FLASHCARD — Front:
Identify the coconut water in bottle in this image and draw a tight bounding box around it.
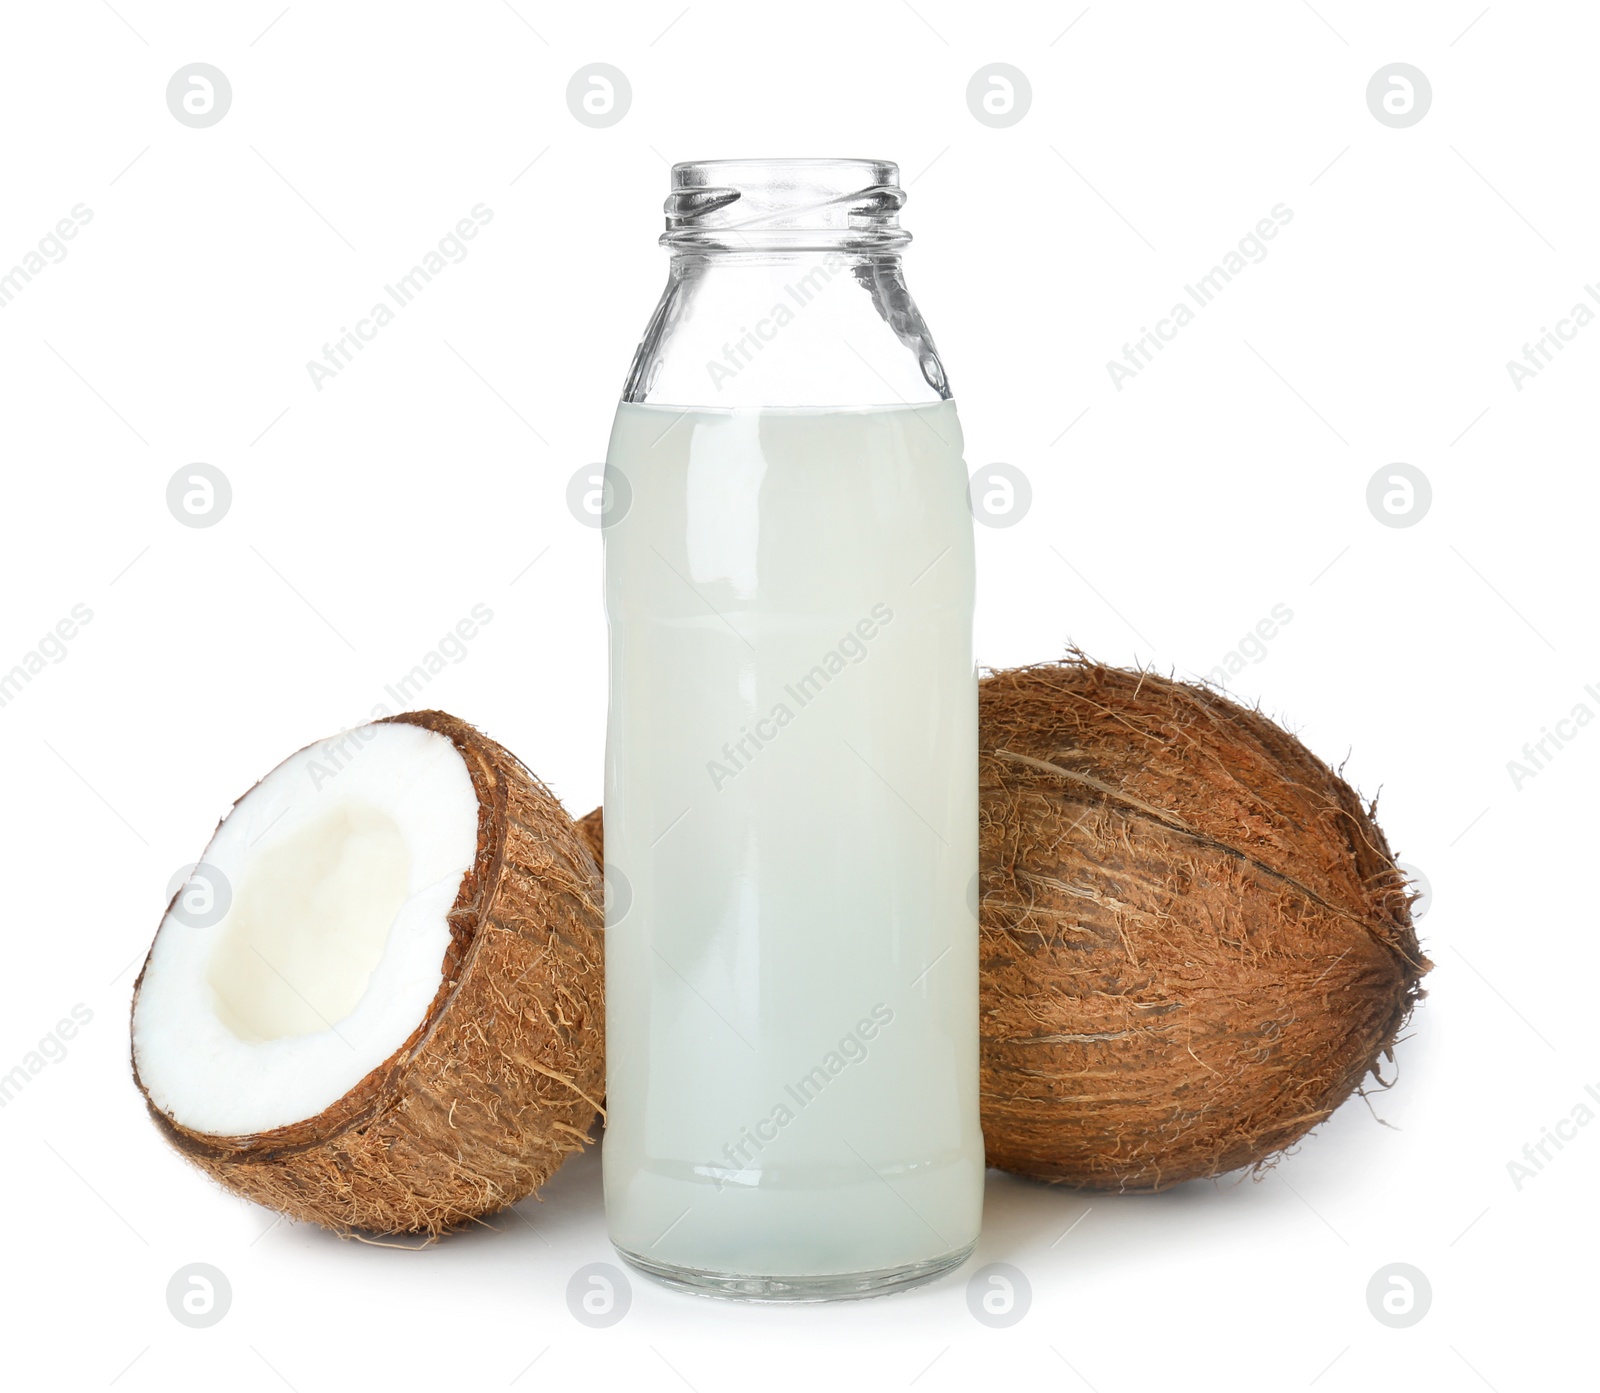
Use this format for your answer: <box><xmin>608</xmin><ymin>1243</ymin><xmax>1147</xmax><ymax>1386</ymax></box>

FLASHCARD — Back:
<box><xmin>601</xmin><ymin>159</ymin><xmax>981</xmax><ymax>1299</ymax></box>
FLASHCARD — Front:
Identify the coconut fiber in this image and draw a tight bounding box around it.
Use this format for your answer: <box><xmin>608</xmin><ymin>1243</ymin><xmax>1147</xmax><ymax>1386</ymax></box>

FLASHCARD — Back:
<box><xmin>133</xmin><ymin>710</ymin><xmax>605</xmax><ymax>1236</ymax></box>
<box><xmin>979</xmin><ymin>657</ymin><xmax>1429</xmax><ymax>1191</ymax></box>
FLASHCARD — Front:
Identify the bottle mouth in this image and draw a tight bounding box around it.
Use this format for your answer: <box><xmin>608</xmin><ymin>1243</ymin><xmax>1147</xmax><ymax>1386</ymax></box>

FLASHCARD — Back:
<box><xmin>662</xmin><ymin>158</ymin><xmax>911</xmax><ymax>252</ymax></box>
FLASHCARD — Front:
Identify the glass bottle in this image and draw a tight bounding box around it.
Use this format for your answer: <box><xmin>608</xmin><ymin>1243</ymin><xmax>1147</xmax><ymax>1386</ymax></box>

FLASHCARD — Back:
<box><xmin>601</xmin><ymin>158</ymin><xmax>981</xmax><ymax>1300</ymax></box>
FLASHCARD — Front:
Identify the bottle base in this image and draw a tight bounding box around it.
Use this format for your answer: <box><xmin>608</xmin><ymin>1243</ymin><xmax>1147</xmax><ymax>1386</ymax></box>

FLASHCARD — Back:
<box><xmin>613</xmin><ymin>1239</ymin><xmax>977</xmax><ymax>1303</ymax></box>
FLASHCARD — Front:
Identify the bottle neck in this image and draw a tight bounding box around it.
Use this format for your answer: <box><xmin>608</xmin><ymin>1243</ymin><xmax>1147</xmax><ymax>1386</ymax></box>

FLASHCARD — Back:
<box><xmin>661</xmin><ymin>159</ymin><xmax>911</xmax><ymax>256</ymax></box>
<box><xmin>622</xmin><ymin>248</ymin><xmax>949</xmax><ymax>409</ymax></box>
<box><xmin>622</xmin><ymin>158</ymin><xmax>948</xmax><ymax>409</ymax></box>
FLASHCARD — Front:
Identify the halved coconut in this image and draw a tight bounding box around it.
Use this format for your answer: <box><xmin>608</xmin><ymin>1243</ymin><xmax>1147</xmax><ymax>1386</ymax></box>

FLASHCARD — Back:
<box><xmin>131</xmin><ymin>710</ymin><xmax>604</xmax><ymax>1236</ymax></box>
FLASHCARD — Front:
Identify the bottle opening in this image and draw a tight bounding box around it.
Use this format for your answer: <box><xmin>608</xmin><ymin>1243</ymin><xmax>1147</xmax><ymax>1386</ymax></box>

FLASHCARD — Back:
<box><xmin>663</xmin><ymin>158</ymin><xmax>910</xmax><ymax>252</ymax></box>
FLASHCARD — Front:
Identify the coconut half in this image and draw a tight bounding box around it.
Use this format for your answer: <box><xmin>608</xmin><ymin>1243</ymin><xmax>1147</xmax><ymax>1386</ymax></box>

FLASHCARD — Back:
<box><xmin>131</xmin><ymin>710</ymin><xmax>605</xmax><ymax>1236</ymax></box>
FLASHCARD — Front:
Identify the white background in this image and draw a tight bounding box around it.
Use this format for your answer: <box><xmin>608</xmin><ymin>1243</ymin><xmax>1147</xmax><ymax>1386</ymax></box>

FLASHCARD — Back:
<box><xmin>1</xmin><ymin>1</ymin><xmax>1594</xmax><ymax>1388</ymax></box>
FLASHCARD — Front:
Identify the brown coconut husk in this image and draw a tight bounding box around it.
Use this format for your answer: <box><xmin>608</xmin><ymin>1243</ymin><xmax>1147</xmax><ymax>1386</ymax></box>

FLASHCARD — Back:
<box><xmin>574</xmin><ymin>805</ymin><xmax>604</xmax><ymax>867</ymax></box>
<box><xmin>131</xmin><ymin>710</ymin><xmax>605</xmax><ymax>1236</ymax></box>
<box><xmin>979</xmin><ymin>656</ymin><xmax>1429</xmax><ymax>1191</ymax></box>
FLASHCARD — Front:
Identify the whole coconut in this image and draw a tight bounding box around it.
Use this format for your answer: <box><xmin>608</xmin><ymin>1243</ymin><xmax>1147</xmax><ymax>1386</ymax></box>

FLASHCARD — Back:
<box><xmin>575</xmin><ymin>804</ymin><xmax>604</xmax><ymax>866</ymax></box>
<box><xmin>979</xmin><ymin>657</ymin><xmax>1428</xmax><ymax>1191</ymax></box>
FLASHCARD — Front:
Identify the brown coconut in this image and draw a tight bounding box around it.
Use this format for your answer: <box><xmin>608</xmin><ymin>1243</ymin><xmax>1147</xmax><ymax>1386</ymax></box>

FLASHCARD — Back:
<box><xmin>979</xmin><ymin>657</ymin><xmax>1429</xmax><ymax>1190</ymax></box>
<box><xmin>575</xmin><ymin>804</ymin><xmax>604</xmax><ymax>866</ymax></box>
<box><xmin>131</xmin><ymin>709</ymin><xmax>605</xmax><ymax>1236</ymax></box>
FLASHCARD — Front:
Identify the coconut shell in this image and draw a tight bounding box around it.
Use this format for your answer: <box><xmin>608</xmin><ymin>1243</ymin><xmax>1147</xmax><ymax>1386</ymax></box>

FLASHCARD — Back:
<box><xmin>131</xmin><ymin>710</ymin><xmax>606</xmax><ymax>1236</ymax></box>
<box><xmin>979</xmin><ymin>657</ymin><xmax>1429</xmax><ymax>1191</ymax></box>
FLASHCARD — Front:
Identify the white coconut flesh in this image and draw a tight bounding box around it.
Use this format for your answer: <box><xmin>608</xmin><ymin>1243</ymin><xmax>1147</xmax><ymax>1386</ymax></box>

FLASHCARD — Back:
<box><xmin>132</xmin><ymin>721</ymin><xmax>480</xmax><ymax>1138</ymax></box>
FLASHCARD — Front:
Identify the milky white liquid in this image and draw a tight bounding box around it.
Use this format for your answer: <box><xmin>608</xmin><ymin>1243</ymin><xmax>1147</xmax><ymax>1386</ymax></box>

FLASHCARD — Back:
<box><xmin>602</xmin><ymin>401</ymin><xmax>982</xmax><ymax>1289</ymax></box>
